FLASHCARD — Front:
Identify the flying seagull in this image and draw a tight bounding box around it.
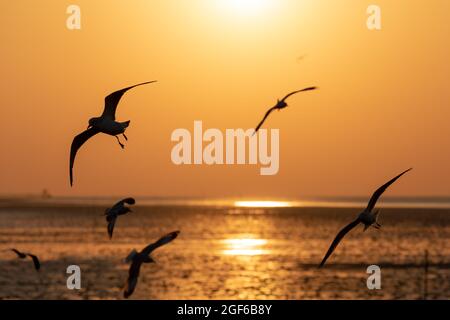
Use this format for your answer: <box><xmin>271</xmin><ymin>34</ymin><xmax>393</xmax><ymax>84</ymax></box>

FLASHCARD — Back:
<box><xmin>296</xmin><ymin>54</ymin><xmax>308</xmax><ymax>62</ymax></box>
<box><xmin>69</xmin><ymin>81</ymin><xmax>157</xmax><ymax>186</ymax></box>
<box><xmin>253</xmin><ymin>86</ymin><xmax>317</xmax><ymax>135</ymax></box>
<box><xmin>123</xmin><ymin>230</ymin><xmax>180</xmax><ymax>298</ymax></box>
<box><xmin>318</xmin><ymin>168</ymin><xmax>412</xmax><ymax>268</ymax></box>
<box><xmin>105</xmin><ymin>197</ymin><xmax>135</xmax><ymax>239</ymax></box>
<box><xmin>10</xmin><ymin>248</ymin><xmax>41</xmax><ymax>271</ymax></box>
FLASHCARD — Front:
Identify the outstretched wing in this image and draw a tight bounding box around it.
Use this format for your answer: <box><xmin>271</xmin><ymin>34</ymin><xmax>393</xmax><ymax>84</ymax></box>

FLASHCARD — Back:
<box><xmin>254</xmin><ymin>106</ymin><xmax>277</xmax><ymax>134</ymax></box>
<box><xmin>27</xmin><ymin>254</ymin><xmax>41</xmax><ymax>271</ymax></box>
<box><xmin>69</xmin><ymin>128</ymin><xmax>100</xmax><ymax>186</ymax></box>
<box><xmin>319</xmin><ymin>219</ymin><xmax>360</xmax><ymax>268</ymax></box>
<box><xmin>107</xmin><ymin>215</ymin><xmax>117</xmax><ymax>240</ymax></box>
<box><xmin>102</xmin><ymin>81</ymin><xmax>157</xmax><ymax>120</ymax></box>
<box><xmin>141</xmin><ymin>230</ymin><xmax>180</xmax><ymax>256</ymax></box>
<box><xmin>124</xmin><ymin>259</ymin><xmax>143</xmax><ymax>298</ymax></box>
<box><xmin>10</xmin><ymin>248</ymin><xmax>26</xmax><ymax>259</ymax></box>
<box><xmin>366</xmin><ymin>168</ymin><xmax>412</xmax><ymax>212</ymax></box>
<box><xmin>280</xmin><ymin>86</ymin><xmax>317</xmax><ymax>102</ymax></box>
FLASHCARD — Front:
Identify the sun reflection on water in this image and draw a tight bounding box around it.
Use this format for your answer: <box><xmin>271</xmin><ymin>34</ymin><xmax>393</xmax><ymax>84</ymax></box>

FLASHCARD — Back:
<box><xmin>222</xmin><ymin>238</ymin><xmax>269</xmax><ymax>256</ymax></box>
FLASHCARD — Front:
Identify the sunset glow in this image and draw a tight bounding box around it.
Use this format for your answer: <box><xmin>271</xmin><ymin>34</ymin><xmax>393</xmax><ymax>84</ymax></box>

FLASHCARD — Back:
<box><xmin>222</xmin><ymin>238</ymin><xmax>269</xmax><ymax>256</ymax></box>
<box><xmin>234</xmin><ymin>201</ymin><xmax>292</xmax><ymax>208</ymax></box>
<box><xmin>1</xmin><ymin>0</ymin><xmax>449</xmax><ymax>303</ymax></box>
<box><xmin>1</xmin><ymin>1</ymin><xmax>449</xmax><ymax>199</ymax></box>
<box><xmin>214</xmin><ymin>0</ymin><xmax>275</xmax><ymax>17</ymax></box>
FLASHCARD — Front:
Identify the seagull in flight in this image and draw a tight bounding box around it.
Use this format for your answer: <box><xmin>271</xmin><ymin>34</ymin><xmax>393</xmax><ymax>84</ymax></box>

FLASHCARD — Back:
<box><xmin>296</xmin><ymin>54</ymin><xmax>308</xmax><ymax>62</ymax></box>
<box><xmin>69</xmin><ymin>81</ymin><xmax>157</xmax><ymax>186</ymax></box>
<box><xmin>253</xmin><ymin>86</ymin><xmax>317</xmax><ymax>135</ymax></box>
<box><xmin>9</xmin><ymin>248</ymin><xmax>41</xmax><ymax>271</ymax></box>
<box><xmin>318</xmin><ymin>168</ymin><xmax>413</xmax><ymax>268</ymax></box>
<box><xmin>123</xmin><ymin>230</ymin><xmax>180</xmax><ymax>298</ymax></box>
<box><xmin>105</xmin><ymin>197</ymin><xmax>135</xmax><ymax>239</ymax></box>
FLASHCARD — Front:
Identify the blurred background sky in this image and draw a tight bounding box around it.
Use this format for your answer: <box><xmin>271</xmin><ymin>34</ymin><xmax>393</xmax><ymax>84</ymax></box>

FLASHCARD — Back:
<box><xmin>1</xmin><ymin>0</ymin><xmax>449</xmax><ymax>198</ymax></box>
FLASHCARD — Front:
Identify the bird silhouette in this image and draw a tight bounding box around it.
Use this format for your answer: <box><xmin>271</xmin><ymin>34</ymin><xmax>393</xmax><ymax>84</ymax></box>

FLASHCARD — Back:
<box><xmin>10</xmin><ymin>248</ymin><xmax>41</xmax><ymax>271</ymax></box>
<box><xmin>124</xmin><ymin>231</ymin><xmax>180</xmax><ymax>298</ymax></box>
<box><xmin>253</xmin><ymin>86</ymin><xmax>317</xmax><ymax>134</ymax></box>
<box><xmin>105</xmin><ymin>197</ymin><xmax>135</xmax><ymax>239</ymax></box>
<box><xmin>69</xmin><ymin>81</ymin><xmax>157</xmax><ymax>186</ymax></box>
<box><xmin>319</xmin><ymin>168</ymin><xmax>413</xmax><ymax>268</ymax></box>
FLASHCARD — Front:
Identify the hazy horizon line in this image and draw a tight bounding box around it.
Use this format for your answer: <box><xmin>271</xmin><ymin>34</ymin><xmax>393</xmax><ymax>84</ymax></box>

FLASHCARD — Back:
<box><xmin>2</xmin><ymin>193</ymin><xmax>450</xmax><ymax>201</ymax></box>
<box><xmin>2</xmin><ymin>194</ymin><xmax>450</xmax><ymax>209</ymax></box>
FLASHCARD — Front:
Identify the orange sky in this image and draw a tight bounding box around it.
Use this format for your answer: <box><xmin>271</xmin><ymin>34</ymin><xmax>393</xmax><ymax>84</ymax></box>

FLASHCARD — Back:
<box><xmin>1</xmin><ymin>0</ymin><xmax>449</xmax><ymax>198</ymax></box>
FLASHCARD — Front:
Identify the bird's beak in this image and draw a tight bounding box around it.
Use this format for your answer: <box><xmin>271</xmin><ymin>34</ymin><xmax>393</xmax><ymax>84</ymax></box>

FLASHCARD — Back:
<box><xmin>87</xmin><ymin>125</ymin><xmax>92</xmax><ymax>130</ymax></box>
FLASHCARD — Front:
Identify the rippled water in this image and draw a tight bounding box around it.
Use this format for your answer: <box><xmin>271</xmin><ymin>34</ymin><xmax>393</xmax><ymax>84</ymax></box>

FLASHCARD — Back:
<box><xmin>0</xmin><ymin>202</ymin><xmax>449</xmax><ymax>299</ymax></box>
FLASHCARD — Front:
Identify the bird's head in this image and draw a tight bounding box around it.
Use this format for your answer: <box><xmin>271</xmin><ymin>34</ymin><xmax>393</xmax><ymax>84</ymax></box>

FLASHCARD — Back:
<box><xmin>87</xmin><ymin>117</ymin><xmax>100</xmax><ymax>129</ymax></box>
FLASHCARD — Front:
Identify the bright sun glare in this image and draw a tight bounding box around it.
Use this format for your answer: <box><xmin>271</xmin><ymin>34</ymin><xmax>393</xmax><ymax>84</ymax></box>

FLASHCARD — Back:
<box><xmin>222</xmin><ymin>238</ymin><xmax>268</xmax><ymax>256</ymax></box>
<box><xmin>216</xmin><ymin>0</ymin><xmax>275</xmax><ymax>17</ymax></box>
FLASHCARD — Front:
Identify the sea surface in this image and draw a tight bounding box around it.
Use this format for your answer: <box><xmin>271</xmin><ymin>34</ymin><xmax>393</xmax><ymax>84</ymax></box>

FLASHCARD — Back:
<box><xmin>0</xmin><ymin>198</ymin><xmax>449</xmax><ymax>300</ymax></box>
